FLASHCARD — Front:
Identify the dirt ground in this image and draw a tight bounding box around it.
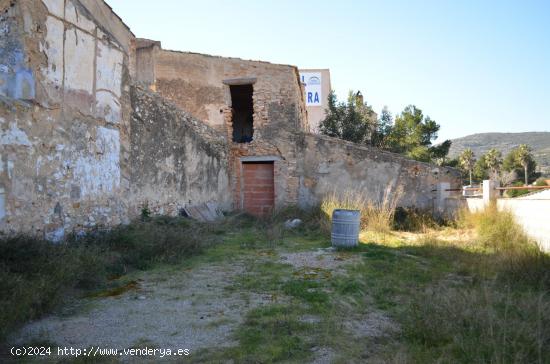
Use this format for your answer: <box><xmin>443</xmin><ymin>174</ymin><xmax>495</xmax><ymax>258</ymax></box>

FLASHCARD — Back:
<box><xmin>9</xmin><ymin>244</ymin><xmax>396</xmax><ymax>363</ymax></box>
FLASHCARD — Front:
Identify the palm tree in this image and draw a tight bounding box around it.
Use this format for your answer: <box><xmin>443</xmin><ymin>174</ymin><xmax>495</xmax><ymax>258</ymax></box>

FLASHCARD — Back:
<box><xmin>459</xmin><ymin>148</ymin><xmax>476</xmax><ymax>186</ymax></box>
<box><xmin>515</xmin><ymin>144</ymin><xmax>532</xmax><ymax>186</ymax></box>
<box><xmin>484</xmin><ymin>148</ymin><xmax>502</xmax><ymax>179</ymax></box>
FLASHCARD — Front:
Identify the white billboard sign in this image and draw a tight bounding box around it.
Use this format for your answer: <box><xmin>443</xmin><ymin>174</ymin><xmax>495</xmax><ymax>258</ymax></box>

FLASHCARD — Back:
<box><xmin>300</xmin><ymin>72</ymin><xmax>322</xmax><ymax>106</ymax></box>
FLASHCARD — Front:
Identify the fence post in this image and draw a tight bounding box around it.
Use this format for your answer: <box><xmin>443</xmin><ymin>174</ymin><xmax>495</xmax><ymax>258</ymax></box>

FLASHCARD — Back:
<box><xmin>482</xmin><ymin>179</ymin><xmax>499</xmax><ymax>207</ymax></box>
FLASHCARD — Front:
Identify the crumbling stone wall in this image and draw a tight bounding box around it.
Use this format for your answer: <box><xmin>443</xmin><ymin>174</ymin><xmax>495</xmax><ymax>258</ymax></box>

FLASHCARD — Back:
<box><xmin>0</xmin><ymin>0</ymin><xmax>234</xmax><ymax>238</ymax></box>
<box><xmin>297</xmin><ymin>134</ymin><xmax>462</xmax><ymax>211</ymax></box>
<box><xmin>137</xmin><ymin>47</ymin><xmax>309</xmax><ymax>134</ymax></box>
<box><xmin>135</xmin><ymin>45</ymin><xmax>462</xmax><ymax>213</ymax></box>
<box><xmin>135</xmin><ymin>46</ymin><xmax>309</xmax><ymax>209</ymax></box>
<box><xmin>129</xmin><ymin>86</ymin><xmax>230</xmax><ymax>215</ymax></box>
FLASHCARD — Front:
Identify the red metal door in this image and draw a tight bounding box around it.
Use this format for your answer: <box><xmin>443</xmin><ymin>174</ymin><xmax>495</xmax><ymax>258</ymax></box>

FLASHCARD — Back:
<box><xmin>242</xmin><ymin>162</ymin><xmax>274</xmax><ymax>216</ymax></box>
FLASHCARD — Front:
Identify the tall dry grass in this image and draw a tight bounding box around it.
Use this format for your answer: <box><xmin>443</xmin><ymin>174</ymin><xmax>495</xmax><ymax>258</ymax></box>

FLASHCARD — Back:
<box><xmin>320</xmin><ymin>186</ymin><xmax>403</xmax><ymax>233</ymax></box>
<box><xmin>401</xmin><ymin>205</ymin><xmax>550</xmax><ymax>362</ymax></box>
<box><xmin>405</xmin><ymin>282</ymin><xmax>550</xmax><ymax>363</ymax></box>
<box><xmin>458</xmin><ymin>203</ymin><xmax>550</xmax><ymax>288</ymax></box>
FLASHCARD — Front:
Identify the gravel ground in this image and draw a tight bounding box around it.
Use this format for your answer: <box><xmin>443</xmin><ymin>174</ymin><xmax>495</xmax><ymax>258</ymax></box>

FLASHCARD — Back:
<box><xmin>10</xmin><ymin>261</ymin><xmax>279</xmax><ymax>354</ymax></box>
<box><xmin>9</xmin><ymin>246</ymin><xmax>395</xmax><ymax>363</ymax></box>
<box><xmin>279</xmin><ymin>248</ymin><xmax>361</xmax><ymax>272</ymax></box>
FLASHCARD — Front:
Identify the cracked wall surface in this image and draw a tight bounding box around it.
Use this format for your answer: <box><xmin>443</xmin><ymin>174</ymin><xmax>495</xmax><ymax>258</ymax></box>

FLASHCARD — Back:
<box><xmin>135</xmin><ymin>45</ymin><xmax>462</xmax><ymax>213</ymax></box>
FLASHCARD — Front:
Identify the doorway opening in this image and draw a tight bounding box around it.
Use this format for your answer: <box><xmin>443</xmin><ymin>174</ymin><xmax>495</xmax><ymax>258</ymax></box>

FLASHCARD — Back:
<box><xmin>230</xmin><ymin>84</ymin><xmax>254</xmax><ymax>143</ymax></box>
<box><xmin>242</xmin><ymin>161</ymin><xmax>274</xmax><ymax>216</ymax></box>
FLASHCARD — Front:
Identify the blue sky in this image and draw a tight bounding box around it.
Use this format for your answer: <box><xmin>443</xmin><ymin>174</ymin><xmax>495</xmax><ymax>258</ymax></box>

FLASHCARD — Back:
<box><xmin>109</xmin><ymin>0</ymin><xmax>550</xmax><ymax>141</ymax></box>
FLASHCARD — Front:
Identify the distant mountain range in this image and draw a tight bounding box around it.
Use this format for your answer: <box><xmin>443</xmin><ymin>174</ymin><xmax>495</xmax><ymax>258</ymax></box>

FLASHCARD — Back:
<box><xmin>448</xmin><ymin>132</ymin><xmax>550</xmax><ymax>175</ymax></box>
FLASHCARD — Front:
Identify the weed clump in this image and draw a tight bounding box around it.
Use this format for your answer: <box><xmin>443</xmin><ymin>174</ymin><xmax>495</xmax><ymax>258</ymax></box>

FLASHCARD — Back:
<box><xmin>404</xmin><ymin>282</ymin><xmax>550</xmax><ymax>363</ymax></box>
<box><xmin>459</xmin><ymin>204</ymin><xmax>550</xmax><ymax>289</ymax></box>
<box><xmin>320</xmin><ymin>186</ymin><xmax>402</xmax><ymax>234</ymax></box>
<box><xmin>233</xmin><ymin>305</ymin><xmax>312</xmax><ymax>363</ymax></box>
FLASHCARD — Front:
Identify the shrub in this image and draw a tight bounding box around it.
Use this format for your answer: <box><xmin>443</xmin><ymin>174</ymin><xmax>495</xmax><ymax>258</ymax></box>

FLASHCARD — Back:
<box><xmin>505</xmin><ymin>181</ymin><xmax>531</xmax><ymax>198</ymax></box>
<box><xmin>0</xmin><ymin>236</ymin><xmax>84</xmax><ymax>340</ymax></box>
<box><xmin>534</xmin><ymin>177</ymin><xmax>549</xmax><ymax>186</ymax></box>
<box><xmin>233</xmin><ymin>206</ymin><xmax>325</xmax><ymax>249</ymax></box>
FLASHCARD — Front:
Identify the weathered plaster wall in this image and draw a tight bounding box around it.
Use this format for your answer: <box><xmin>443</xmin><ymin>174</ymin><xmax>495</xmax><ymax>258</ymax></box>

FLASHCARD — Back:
<box><xmin>0</xmin><ymin>0</ymin><xmax>132</xmax><ymax>239</ymax></box>
<box><xmin>0</xmin><ymin>1</ymin><xmax>35</xmax><ymax>101</ymax></box>
<box><xmin>135</xmin><ymin>39</ymin><xmax>159</xmax><ymax>89</ymax></box>
<box><xmin>1</xmin><ymin>1</ymin><xmax>234</xmax><ymax>238</ymax></box>
<box><xmin>297</xmin><ymin>134</ymin><xmax>463</xmax><ymax>211</ymax></box>
<box><xmin>129</xmin><ymin>86</ymin><xmax>231</xmax><ymax>215</ymax></box>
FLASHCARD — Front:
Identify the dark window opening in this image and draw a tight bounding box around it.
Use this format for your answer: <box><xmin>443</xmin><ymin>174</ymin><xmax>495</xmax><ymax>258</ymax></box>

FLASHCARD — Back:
<box><xmin>230</xmin><ymin>84</ymin><xmax>254</xmax><ymax>143</ymax></box>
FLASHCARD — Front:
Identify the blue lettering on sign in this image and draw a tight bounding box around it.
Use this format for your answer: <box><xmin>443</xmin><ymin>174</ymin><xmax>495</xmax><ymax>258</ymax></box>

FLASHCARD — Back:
<box><xmin>308</xmin><ymin>92</ymin><xmax>313</xmax><ymax>103</ymax></box>
<box><xmin>314</xmin><ymin>92</ymin><xmax>320</xmax><ymax>103</ymax></box>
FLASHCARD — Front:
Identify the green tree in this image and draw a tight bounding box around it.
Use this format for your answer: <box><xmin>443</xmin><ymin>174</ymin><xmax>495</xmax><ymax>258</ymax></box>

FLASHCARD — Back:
<box><xmin>321</xmin><ymin>99</ymin><xmax>451</xmax><ymax>164</ymax></box>
<box><xmin>319</xmin><ymin>90</ymin><xmax>376</xmax><ymax>144</ymax></box>
<box><xmin>503</xmin><ymin>144</ymin><xmax>535</xmax><ymax>185</ymax></box>
<box><xmin>459</xmin><ymin>148</ymin><xmax>476</xmax><ymax>186</ymax></box>
<box><xmin>371</xmin><ymin>106</ymin><xmax>393</xmax><ymax>148</ymax></box>
<box><xmin>430</xmin><ymin>140</ymin><xmax>452</xmax><ymax>165</ymax></box>
<box><xmin>484</xmin><ymin>148</ymin><xmax>503</xmax><ymax>178</ymax></box>
<box><xmin>473</xmin><ymin>154</ymin><xmax>489</xmax><ymax>180</ymax></box>
<box><xmin>319</xmin><ymin>91</ymin><xmax>343</xmax><ymax>138</ymax></box>
<box><xmin>442</xmin><ymin>158</ymin><xmax>459</xmax><ymax>168</ymax></box>
<box><xmin>385</xmin><ymin>105</ymin><xmax>451</xmax><ymax>163</ymax></box>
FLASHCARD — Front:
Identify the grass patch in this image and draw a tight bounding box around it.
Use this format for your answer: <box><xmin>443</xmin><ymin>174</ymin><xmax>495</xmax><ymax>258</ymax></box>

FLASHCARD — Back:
<box><xmin>0</xmin><ymin>216</ymin><xmax>217</xmax><ymax>342</ymax></box>
<box><xmin>459</xmin><ymin>204</ymin><xmax>550</xmax><ymax>289</ymax></box>
<box><xmin>393</xmin><ymin>206</ymin><xmax>444</xmax><ymax>232</ymax></box>
<box><xmin>282</xmin><ymin>279</ymin><xmax>330</xmax><ymax>307</ymax></box>
<box><xmin>234</xmin><ymin>305</ymin><xmax>313</xmax><ymax>362</ymax></box>
<box><xmin>363</xmin><ymin>207</ymin><xmax>550</xmax><ymax>363</ymax></box>
<box><xmin>195</xmin><ymin>304</ymin><xmax>314</xmax><ymax>364</ymax></box>
<box><xmin>234</xmin><ymin>261</ymin><xmax>292</xmax><ymax>292</ymax></box>
<box><xmin>404</xmin><ymin>283</ymin><xmax>550</xmax><ymax>363</ymax></box>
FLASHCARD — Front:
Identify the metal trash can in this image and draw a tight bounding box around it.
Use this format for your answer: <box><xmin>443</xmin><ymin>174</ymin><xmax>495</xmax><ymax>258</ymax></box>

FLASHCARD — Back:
<box><xmin>331</xmin><ymin>209</ymin><xmax>360</xmax><ymax>248</ymax></box>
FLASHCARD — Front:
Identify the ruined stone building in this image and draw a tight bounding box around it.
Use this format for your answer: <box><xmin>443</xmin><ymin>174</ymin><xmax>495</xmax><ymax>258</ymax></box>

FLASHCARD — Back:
<box><xmin>0</xmin><ymin>0</ymin><xmax>461</xmax><ymax>239</ymax></box>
